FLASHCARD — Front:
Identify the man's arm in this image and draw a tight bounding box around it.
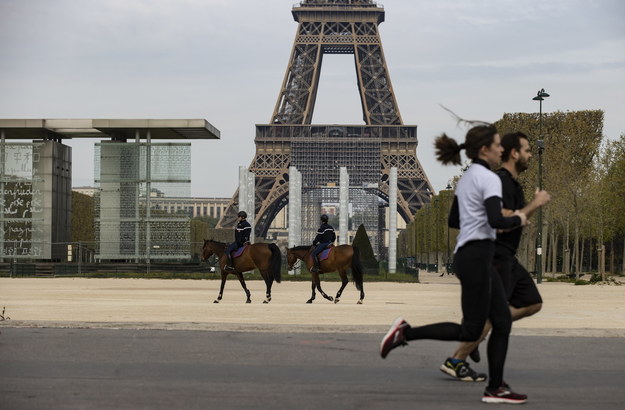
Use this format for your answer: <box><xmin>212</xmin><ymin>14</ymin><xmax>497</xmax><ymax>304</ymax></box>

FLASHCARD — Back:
<box><xmin>500</xmin><ymin>189</ymin><xmax>551</xmax><ymax>231</ymax></box>
<box><xmin>501</xmin><ymin>189</ymin><xmax>551</xmax><ymax>219</ymax></box>
<box><xmin>520</xmin><ymin>188</ymin><xmax>551</xmax><ymax>218</ymax></box>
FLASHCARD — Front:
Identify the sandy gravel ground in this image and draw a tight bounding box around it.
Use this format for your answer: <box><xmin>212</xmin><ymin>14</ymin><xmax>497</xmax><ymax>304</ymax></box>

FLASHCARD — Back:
<box><xmin>1</xmin><ymin>272</ymin><xmax>623</xmax><ymax>337</ymax></box>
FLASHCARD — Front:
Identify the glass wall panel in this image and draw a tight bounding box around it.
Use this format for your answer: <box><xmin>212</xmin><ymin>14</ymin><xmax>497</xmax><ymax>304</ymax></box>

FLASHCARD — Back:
<box><xmin>94</xmin><ymin>142</ymin><xmax>191</xmax><ymax>260</ymax></box>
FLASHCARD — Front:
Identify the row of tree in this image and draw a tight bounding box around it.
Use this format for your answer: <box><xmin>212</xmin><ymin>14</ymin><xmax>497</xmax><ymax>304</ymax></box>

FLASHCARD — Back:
<box><xmin>398</xmin><ymin>110</ymin><xmax>625</xmax><ymax>278</ymax></box>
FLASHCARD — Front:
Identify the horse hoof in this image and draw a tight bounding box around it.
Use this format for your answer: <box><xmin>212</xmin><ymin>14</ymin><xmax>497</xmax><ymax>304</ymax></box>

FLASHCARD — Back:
<box><xmin>306</xmin><ymin>300</ymin><xmax>313</xmax><ymax>304</ymax></box>
<box><xmin>246</xmin><ymin>300</ymin><xmax>251</xmax><ymax>304</ymax></box>
<box><xmin>334</xmin><ymin>299</ymin><xmax>340</xmax><ymax>304</ymax></box>
<box><xmin>327</xmin><ymin>297</ymin><xmax>334</xmax><ymax>302</ymax></box>
<box><xmin>213</xmin><ymin>300</ymin><xmax>219</xmax><ymax>304</ymax></box>
<box><xmin>357</xmin><ymin>299</ymin><xmax>363</xmax><ymax>304</ymax></box>
<box><xmin>263</xmin><ymin>300</ymin><xmax>269</xmax><ymax>304</ymax></box>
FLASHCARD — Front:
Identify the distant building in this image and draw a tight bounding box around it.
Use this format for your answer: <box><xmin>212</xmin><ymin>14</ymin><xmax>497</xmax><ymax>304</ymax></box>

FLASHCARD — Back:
<box><xmin>2</xmin><ymin>118</ymin><xmax>219</xmax><ymax>261</ymax></box>
<box><xmin>73</xmin><ymin>186</ymin><xmax>97</xmax><ymax>197</ymax></box>
<box><xmin>71</xmin><ymin>188</ymin><xmax>289</xmax><ymax>239</ymax></box>
<box><xmin>149</xmin><ymin>196</ymin><xmax>231</xmax><ymax>219</ymax></box>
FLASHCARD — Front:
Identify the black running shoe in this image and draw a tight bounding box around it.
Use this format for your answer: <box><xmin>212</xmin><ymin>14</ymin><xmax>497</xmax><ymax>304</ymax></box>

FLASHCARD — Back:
<box><xmin>440</xmin><ymin>358</ymin><xmax>487</xmax><ymax>382</ymax></box>
<box><xmin>482</xmin><ymin>384</ymin><xmax>528</xmax><ymax>404</ymax></box>
<box><xmin>469</xmin><ymin>347</ymin><xmax>481</xmax><ymax>363</ymax></box>
<box><xmin>380</xmin><ymin>318</ymin><xmax>408</xmax><ymax>358</ymax></box>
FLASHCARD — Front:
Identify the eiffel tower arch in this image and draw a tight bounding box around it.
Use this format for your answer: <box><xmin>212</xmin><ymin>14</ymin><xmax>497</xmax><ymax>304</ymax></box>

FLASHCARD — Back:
<box><xmin>217</xmin><ymin>0</ymin><xmax>433</xmax><ymax>240</ymax></box>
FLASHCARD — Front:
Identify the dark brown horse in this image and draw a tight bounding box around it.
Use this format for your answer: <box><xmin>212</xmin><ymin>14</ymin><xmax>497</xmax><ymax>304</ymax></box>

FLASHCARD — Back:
<box><xmin>202</xmin><ymin>239</ymin><xmax>282</xmax><ymax>304</ymax></box>
<box><xmin>286</xmin><ymin>245</ymin><xmax>364</xmax><ymax>304</ymax></box>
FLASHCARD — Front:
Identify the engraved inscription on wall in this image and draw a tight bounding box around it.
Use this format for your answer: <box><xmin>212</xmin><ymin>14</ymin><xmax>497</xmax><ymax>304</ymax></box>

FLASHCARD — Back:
<box><xmin>1</xmin><ymin>144</ymin><xmax>45</xmax><ymax>257</ymax></box>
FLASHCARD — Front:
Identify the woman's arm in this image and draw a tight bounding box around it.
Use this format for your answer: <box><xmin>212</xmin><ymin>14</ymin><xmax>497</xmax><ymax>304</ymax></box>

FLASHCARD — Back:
<box><xmin>485</xmin><ymin>196</ymin><xmax>526</xmax><ymax>229</ymax></box>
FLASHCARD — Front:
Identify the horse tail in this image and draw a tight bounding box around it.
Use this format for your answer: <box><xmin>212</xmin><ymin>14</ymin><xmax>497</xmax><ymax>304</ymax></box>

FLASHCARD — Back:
<box><xmin>351</xmin><ymin>246</ymin><xmax>364</xmax><ymax>291</ymax></box>
<box><xmin>269</xmin><ymin>243</ymin><xmax>282</xmax><ymax>283</ymax></box>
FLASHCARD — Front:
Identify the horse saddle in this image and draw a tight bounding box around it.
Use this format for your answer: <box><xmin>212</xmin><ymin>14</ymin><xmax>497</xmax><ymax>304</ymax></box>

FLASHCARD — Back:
<box><xmin>232</xmin><ymin>244</ymin><xmax>249</xmax><ymax>259</ymax></box>
<box><xmin>318</xmin><ymin>245</ymin><xmax>334</xmax><ymax>261</ymax></box>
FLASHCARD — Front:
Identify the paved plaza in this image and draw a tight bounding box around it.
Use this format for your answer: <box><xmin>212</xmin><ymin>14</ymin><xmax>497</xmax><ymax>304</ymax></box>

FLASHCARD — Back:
<box><xmin>1</xmin><ymin>273</ymin><xmax>624</xmax><ymax>409</ymax></box>
<box><xmin>1</xmin><ymin>272</ymin><xmax>623</xmax><ymax>336</ymax></box>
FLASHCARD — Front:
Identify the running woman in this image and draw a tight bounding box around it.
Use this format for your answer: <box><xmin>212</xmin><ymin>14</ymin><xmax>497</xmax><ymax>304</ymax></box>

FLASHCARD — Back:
<box><xmin>380</xmin><ymin>124</ymin><xmax>529</xmax><ymax>404</ymax></box>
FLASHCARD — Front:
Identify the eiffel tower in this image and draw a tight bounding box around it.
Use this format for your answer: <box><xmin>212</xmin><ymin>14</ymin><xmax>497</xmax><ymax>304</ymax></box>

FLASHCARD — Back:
<box><xmin>217</xmin><ymin>0</ymin><xmax>433</xmax><ymax>238</ymax></box>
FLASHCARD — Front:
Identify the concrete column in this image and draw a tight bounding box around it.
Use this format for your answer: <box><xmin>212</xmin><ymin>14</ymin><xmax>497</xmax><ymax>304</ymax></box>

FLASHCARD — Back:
<box><xmin>238</xmin><ymin>166</ymin><xmax>255</xmax><ymax>243</ymax></box>
<box><xmin>339</xmin><ymin>167</ymin><xmax>349</xmax><ymax>245</ymax></box>
<box><xmin>247</xmin><ymin>171</ymin><xmax>255</xmax><ymax>243</ymax></box>
<box><xmin>288</xmin><ymin>166</ymin><xmax>302</xmax><ymax>275</ymax></box>
<box><xmin>134</xmin><ymin>131</ymin><xmax>140</xmax><ymax>261</ymax></box>
<box><xmin>146</xmin><ymin>130</ymin><xmax>151</xmax><ymax>264</ymax></box>
<box><xmin>389</xmin><ymin>167</ymin><xmax>397</xmax><ymax>273</ymax></box>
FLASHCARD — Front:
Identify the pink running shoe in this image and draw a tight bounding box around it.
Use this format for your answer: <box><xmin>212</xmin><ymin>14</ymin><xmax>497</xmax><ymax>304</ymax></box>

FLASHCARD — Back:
<box><xmin>380</xmin><ymin>317</ymin><xmax>408</xmax><ymax>358</ymax></box>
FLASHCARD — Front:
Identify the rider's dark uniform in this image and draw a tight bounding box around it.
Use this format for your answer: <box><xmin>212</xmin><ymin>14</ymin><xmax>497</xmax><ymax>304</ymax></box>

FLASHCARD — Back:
<box><xmin>311</xmin><ymin>222</ymin><xmax>336</xmax><ymax>272</ymax></box>
<box><xmin>225</xmin><ymin>219</ymin><xmax>252</xmax><ymax>270</ymax></box>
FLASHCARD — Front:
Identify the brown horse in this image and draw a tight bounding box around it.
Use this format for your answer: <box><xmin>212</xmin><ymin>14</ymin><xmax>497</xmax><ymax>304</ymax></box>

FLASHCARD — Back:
<box><xmin>286</xmin><ymin>245</ymin><xmax>364</xmax><ymax>304</ymax></box>
<box><xmin>202</xmin><ymin>239</ymin><xmax>282</xmax><ymax>304</ymax></box>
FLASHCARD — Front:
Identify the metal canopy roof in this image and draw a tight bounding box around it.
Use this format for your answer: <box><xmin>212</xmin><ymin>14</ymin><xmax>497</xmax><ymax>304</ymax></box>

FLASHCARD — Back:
<box><xmin>0</xmin><ymin>119</ymin><xmax>220</xmax><ymax>140</ymax></box>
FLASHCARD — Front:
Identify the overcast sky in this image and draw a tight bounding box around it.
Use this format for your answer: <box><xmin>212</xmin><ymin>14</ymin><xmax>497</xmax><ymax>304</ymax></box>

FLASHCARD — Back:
<box><xmin>1</xmin><ymin>0</ymin><xmax>624</xmax><ymax>197</ymax></box>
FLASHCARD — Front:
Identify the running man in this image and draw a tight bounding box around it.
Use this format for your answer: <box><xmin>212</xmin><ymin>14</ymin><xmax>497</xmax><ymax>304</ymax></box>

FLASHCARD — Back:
<box><xmin>440</xmin><ymin>131</ymin><xmax>551</xmax><ymax>382</ymax></box>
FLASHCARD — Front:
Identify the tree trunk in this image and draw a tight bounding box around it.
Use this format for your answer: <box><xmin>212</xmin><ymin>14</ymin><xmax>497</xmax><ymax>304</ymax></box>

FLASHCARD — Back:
<box><xmin>564</xmin><ymin>220</ymin><xmax>570</xmax><ymax>275</ymax></box>
<box><xmin>579</xmin><ymin>236</ymin><xmax>584</xmax><ymax>279</ymax></box>
<box><xmin>530</xmin><ymin>223</ymin><xmax>537</xmax><ymax>276</ymax></box>
<box><xmin>622</xmin><ymin>238</ymin><xmax>625</xmax><ymax>275</ymax></box>
<box><xmin>573</xmin><ymin>221</ymin><xmax>580</xmax><ymax>278</ymax></box>
<box><xmin>552</xmin><ymin>228</ymin><xmax>558</xmax><ymax>275</ymax></box>
<box><xmin>609</xmin><ymin>238</ymin><xmax>614</xmax><ymax>275</ymax></box>
<box><xmin>525</xmin><ymin>229</ymin><xmax>532</xmax><ymax>272</ymax></box>
<box><xmin>589</xmin><ymin>237</ymin><xmax>594</xmax><ymax>273</ymax></box>
<box><xmin>541</xmin><ymin>221</ymin><xmax>547</xmax><ymax>277</ymax></box>
<box><xmin>600</xmin><ymin>244</ymin><xmax>606</xmax><ymax>281</ymax></box>
<box><xmin>549</xmin><ymin>224</ymin><xmax>558</xmax><ymax>277</ymax></box>
<box><xmin>545</xmin><ymin>223</ymin><xmax>551</xmax><ymax>275</ymax></box>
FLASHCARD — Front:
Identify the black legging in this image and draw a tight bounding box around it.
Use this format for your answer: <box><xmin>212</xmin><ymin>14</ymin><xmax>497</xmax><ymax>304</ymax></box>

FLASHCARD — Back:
<box><xmin>404</xmin><ymin>240</ymin><xmax>511</xmax><ymax>389</ymax></box>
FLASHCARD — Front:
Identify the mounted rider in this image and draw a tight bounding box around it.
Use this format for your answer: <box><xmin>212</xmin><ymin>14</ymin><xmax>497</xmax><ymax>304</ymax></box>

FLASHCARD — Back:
<box><xmin>224</xmin><ymin>211</ymin><xmax>252</xmax><ymax>272</ymax></box>
<box><xmin>311</xmin><ymin>214</ymin><xmax>336</xmax><ymax>273</ymax></box>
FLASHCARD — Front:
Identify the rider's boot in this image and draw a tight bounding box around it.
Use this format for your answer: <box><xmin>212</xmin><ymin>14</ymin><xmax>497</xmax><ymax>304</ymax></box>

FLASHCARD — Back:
<box><xmin>224</xmin><ymin>254</ymin><xmax>235</xmax><ymax>272</ymax></box>
<box><xmin>311</xmin><ymin>257</ymin><xmax>320</xmax><ymax>273</ymax></box>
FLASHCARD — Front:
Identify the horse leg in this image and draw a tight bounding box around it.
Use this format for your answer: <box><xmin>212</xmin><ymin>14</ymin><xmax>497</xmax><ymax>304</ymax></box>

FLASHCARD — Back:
<box><xmin>214</xmin><ymin>273</ymin><xmax>227</xmax><ymax>303</ymax></box>
<box><xmin>358</xmin><ymin>287</ymin><xmax>365</xmax><ymax>304</ymax></box>
<box><xmin>236</xmin><ymin>272</ymin><xmax>252</xmax><ymax>303</ymax></box>
<box><xmin>313</xmin><ymin>272</ymin><xmax>334</xmax><ymax>302</ymax></box>
<box><xmin>262</xmin><ymin>271</ymin><xmax>272</xmax><ymax>304</ymax></box>
<box><xmin>334</xmin><ymin>270</ymin><xmax>349</xmax><ymax>304</ymax></box>
<box><xmin>306</xmin><ymin>279</ymin><xmax>316</xmax><ymax>304</ymax></box>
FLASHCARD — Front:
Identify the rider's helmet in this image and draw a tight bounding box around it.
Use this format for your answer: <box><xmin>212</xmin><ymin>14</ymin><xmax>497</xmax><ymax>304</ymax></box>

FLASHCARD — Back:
<box><xmin>237</xmin><ymin>211</ymin><xmax>247</xmax><ymax>219</ymax></box>
<box><xmin>320</xmin><ymin>214</ymin><xmax>328</xmax><ymax>223</ymax></box>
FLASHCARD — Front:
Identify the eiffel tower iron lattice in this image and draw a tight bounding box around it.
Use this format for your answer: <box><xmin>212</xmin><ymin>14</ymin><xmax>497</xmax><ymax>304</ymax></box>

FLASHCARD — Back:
<box><xmin>217</xmin><ymin>0</ymin><xmax>433</xmax><ymax>239</ymax></box>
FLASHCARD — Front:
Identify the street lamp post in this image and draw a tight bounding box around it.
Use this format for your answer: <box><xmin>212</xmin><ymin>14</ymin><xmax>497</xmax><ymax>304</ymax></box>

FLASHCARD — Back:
<box><xmin>427</xmin><ymin>193</ymin><xmax>433</xmax><ymax>270</ymax></box>
<box><xmin>532</xmin><ymin>88</ymin><xmax>549</xmax><ymax>283</ymax></box>
<box><xmin>434</xmin><ymin>196</ymin><xmax>439</xmax><ymax>272</ymax></box>
<box><xmin>445</xmin><ymin>184</ymin><xmax>452</xmax><ymax>272</ymax></box>
<box><xmin>422</xmin><ymin>206</ymin><xmax>427</xmax><ymax>268</ymax></box>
